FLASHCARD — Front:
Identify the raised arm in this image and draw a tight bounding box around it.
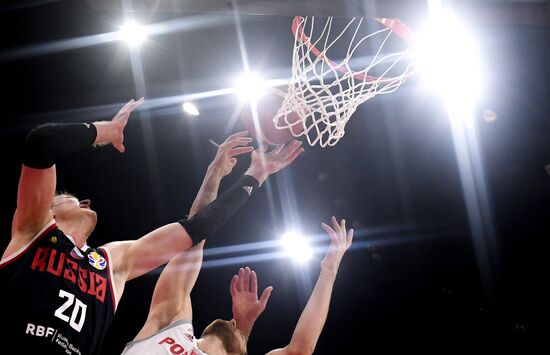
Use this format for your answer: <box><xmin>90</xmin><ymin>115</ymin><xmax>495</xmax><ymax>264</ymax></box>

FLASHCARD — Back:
<box><xmin>103</xmin><ymin>132</ymin><xmax>253</xmax><ymax>280</ymax></box>
<box><xmin>7</xmin><ymin>98</ymin><xmax>143</xmax><ymax>255</ymax></box>
<box><xmin>133</xmin><ymin>240</ymin><xmax>205</xmax><ymax>340</ymax></box>
<box><xmin>230</xmin><ymin>267</ymin><xmax>273</xmax><ymax>339</ymax></box>
<box><xmin>104</xmin><ymin>139</ymin><xmax>304</xmax><ymax>296</ymax></box>
<box><xmin>266</xmin><ymin>217</ymin><xmax>353</xmax><ymax>355</ymax></box>
<box><xmin>131</xmin><ymin>133</ymin><xmax>254</xmax><ymax>339</ymax></box>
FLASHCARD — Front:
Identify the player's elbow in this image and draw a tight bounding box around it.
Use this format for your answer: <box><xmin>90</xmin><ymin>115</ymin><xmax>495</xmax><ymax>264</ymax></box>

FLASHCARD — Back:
<box><xmin>173</xmin><ymin>222</ymin><xmax>195</xmax><ymax>251</ymax></box>
<box><xmin>22</xmin><ymin>125</ymin><xmax>56</xmax><ymax>169</ymax></box>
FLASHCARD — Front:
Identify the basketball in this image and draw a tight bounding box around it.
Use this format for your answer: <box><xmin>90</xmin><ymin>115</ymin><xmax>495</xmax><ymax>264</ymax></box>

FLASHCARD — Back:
<box><xmin>241</xmin><ymin>88</ymin><xmax>304</xmax><ymax>145</ymax></box>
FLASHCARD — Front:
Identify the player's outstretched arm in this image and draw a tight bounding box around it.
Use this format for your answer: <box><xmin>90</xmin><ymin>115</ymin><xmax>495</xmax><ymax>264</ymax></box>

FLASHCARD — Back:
<box><xmin>133</xmin><ymin>240</ymin><xmax>205</xmax><ymax>341</ymax></box>
<box><xmin>7</xmin><ymin>98</ymin><xmax>143</xmax><ymax>256</ymax></box>
<box><xmin>129</xmin><ymin>132</ymin><xmax>254</xmax><ymax>340</ymax></box>
<box><xmin>105</xmin><ymin>138</ymin><xmax>303</xmax><ymax>292</ymax></box>
<box><xmin>103</xmin><ymin>131</ymin><xmax>253</xmax><ymax>297</ymax></box>
<box><xmin>266</xmin><ymin>217</ymin><xmax>353</xmax><ymax>355</ymax></box>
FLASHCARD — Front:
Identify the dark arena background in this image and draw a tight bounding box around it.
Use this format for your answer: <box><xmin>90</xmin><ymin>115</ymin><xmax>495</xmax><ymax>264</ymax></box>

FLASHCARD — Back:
<box><xmin>1</xmin><ymin>0</ymin><xmax>549</xmax><ymax>353</ymax></box>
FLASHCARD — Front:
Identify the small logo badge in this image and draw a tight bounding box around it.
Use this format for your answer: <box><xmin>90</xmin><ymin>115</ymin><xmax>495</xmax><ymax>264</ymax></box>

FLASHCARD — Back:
<box><xmin>242</xmin><ymin>186</ymin><xmax>253</xmax><ymax>196</ymax></box>
<box><xmin>88</xmin><ymin>251</ymin><xmax>107</xmax><ymax>270</ymax></box>
<box><xmin>49</xmin><ymin>236</ymin><xmax>57</xmax><ymax>244</ymax></box>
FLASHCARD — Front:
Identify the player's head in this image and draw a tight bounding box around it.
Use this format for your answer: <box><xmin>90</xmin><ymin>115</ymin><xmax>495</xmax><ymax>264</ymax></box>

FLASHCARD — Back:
<box><xmin>201</xmin><ymin>319</ymin><xmax>247</xmax><ymax>355</ymax></box>
<box><xmin>51</xmin><ymin>192</ymin><xmax>97</xmax><ymax>232</ymax></box>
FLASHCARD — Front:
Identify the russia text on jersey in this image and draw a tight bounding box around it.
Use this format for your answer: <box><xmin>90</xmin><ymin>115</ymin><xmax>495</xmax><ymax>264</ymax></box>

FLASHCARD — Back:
<box><xmin>31</xmin><ymin>246</ymin><xmax>108</xmax><ymax>303</ymax></box>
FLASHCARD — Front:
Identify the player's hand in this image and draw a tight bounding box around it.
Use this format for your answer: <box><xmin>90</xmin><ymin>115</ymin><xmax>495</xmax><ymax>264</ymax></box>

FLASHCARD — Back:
<box><xmin>245</xmin><ymin>140</ymin><xmax>304</xmax><ymax>184</ymax></box>
<box><xmin>209</xmin><ymin>131</ymin><xmax>254</xmax><ymax>177</ymax></box>
<box><xmin>110</xmin><ymin>98</ymin><xmax>143</xmax><ymax>153</ymax></box>
<box><xmin>230</xmin><ymin>267</ymin><xmax>273</xmax><ymax>337</ymax></box>
<box><xmin>320</xmin><ymin>216</ymin><xmax>353</xmax><ymax>277</ymax></box>
<box><xmin>95</xmin><ymin>98</ymin><xmax>144</xmax><ymax>152</ymax></box>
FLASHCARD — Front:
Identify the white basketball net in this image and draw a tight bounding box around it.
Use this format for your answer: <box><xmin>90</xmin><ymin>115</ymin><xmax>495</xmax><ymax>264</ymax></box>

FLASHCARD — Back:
<box><xmin>274</xmin><ymin>16</ymin><xmax>417</xmax><ymax>147</ymax></box>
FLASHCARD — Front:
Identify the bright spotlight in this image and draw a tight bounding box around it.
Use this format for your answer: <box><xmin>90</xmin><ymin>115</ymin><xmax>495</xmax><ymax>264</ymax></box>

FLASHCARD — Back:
<box><xmin>119</xmin><ymin>21</ymin><xmax>147</xmax><ymax>47</ymax></box>
<box><xmin>281</xmin><ymin>231</ymin><xmax>313</xmax><ymax>263</ymax></box>
<box><xmin>182</xmin><ymin>102</ymin><xmax>200</xmax><ymax>116</ymax></box>
<box><xmin>416</xmin><ymin>11</ymin><xmax>482</xmax><ymax>108</ymax></box>
<box><xmin>234</xmin><ymin>72</ymin><xmax>267</xmax><ymax>102</ymax></box>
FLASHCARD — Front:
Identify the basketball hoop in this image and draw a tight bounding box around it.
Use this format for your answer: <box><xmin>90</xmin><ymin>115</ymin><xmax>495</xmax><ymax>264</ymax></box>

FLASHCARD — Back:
<box><xmin>274</xmin><ymin>16</ymin><xmax>418</xmax><ymax>147</ymax></box>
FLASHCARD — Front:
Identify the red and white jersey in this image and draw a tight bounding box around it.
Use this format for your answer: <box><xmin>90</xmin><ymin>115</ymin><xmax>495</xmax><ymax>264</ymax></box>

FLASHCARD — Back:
<box><xmin>122</xmin><ymin>319</ymin><xmax>207</xmax><ymax>355</ymax></box>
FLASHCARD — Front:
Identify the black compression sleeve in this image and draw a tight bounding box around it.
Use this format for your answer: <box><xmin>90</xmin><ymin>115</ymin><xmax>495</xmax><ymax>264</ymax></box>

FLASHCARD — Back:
<box><xmin>178</xmin><ymin>175</ymin><xmax>260</xmax><ymax>245</ymax></box>
<box><xmin>22</xmin><ymin>123</ymin><xmax>98</xmax><ymax>169</ymax></box>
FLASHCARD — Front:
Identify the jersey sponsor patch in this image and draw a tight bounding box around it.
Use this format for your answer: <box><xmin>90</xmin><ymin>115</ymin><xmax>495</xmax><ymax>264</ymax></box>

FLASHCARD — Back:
<box><xmin>87</xmin><ymin>252</ymin><xmax>106</xmax><ymax>270</ymax></box>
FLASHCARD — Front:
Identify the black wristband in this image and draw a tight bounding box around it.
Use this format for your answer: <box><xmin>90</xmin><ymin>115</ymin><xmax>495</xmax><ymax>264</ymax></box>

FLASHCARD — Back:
<box><xmin>178</xmin><ymin>175</ymin><xmax>260</xmax><ymax>245</ymax></box>
<box><xmin>22</xmin><ymin>123</ymin><xmax>97</xmax><ymax>169</ymax></box>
